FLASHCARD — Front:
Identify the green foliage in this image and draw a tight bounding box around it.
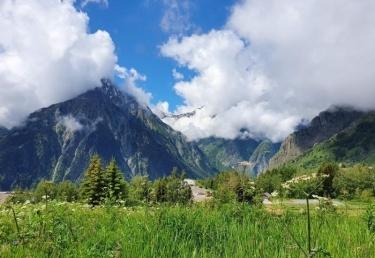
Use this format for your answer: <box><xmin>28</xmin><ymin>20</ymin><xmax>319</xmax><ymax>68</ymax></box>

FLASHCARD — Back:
<box><xmin>34</xmin><ymin>180</ymin><xmax>79</xmax><ymax>203</ymax></box>
<box><xmin>256</xmin><ymin>166</ymin><xmax>296</xmax><ymax>194</ymax></box>
<box><xmin>56</xmin><ymin>181</ymin><xmax>79</xmax><ymax>202</ymax></box>
<box><xmin>153</xmin><ymin>168</ymin><xmax>192</xmax><ymax>204</ymax></box>
<box><xmin>333</xmin><ymin>165</ymin><xmax>375</xmax><ymax>200</ymax></box>
<box><xmin>80</xmin><ymin>155</ymin><xmax>106</xmax><ymax>206</ymax></box>
<box><xmin>317</xmin><ymin>162</ymin><xmax>338</xmax><ymax>197</ymax></box>
<box><xmin>129</xmin><ymin>175</ymin><xmax>152</xmax><ymax>203</ymax></box>
<box><xmin>103</xmin><ymin>159</ymin><xmax>128</xmax><ymax>204</ymax></box>
<box><xmin>6</xmin><ymin>181</ymin><xmax>79</xmax><ymax>204</ymax></box>
<box><xmin>204</xmin><ymin>171</ymin><xmax>261</xmax><ymax>204</ymax></box>
<box><xmin>5</xmin><ymin>188</ymin><xmax>33</xmax><ymax>204</ymax></box>
<box><xmin>365</xmin><ymin>204</ymin><xmax>375</xmax><ymax>234</ymax></box>
<box><xmin>0</xmin><ymin>203</ymin><xmax>374</xmax><ymax>257</ymax></box>
<box><xmin>34</xmin><ymin>180</ymin><xmax>58</xmax><ymax>202</ymax></box>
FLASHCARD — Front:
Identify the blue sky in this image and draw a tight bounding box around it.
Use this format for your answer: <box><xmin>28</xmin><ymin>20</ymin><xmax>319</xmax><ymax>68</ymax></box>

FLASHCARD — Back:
<box><xmin>79</xmin><ymin>0</ymin><xmax>236</xmax><ymax>109</ymax></box>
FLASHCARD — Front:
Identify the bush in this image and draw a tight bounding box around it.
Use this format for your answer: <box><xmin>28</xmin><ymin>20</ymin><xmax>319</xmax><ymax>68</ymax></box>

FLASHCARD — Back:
<box><xmin>129</xmin><ymin>175</ymin><xmax>152</xmax><ymax>203</ymax></box>
<box><xmin>56</xmin><ymin>181</ymin><xmax>79</xmax><ymax>202</ymax></box>
<box><xmin>256</xmin><ymin>166</ymin><xmax>296</xmax><ymax>194</ymax></box>
<box><xmin>153</xmin><ymin>170</ymin><xmax>192</xmax><ymax>204</ymax></box>
<box><xmin>5</xmin><ymin>188</ymin><xmax>33</xmax><ymax>204</ymax></box>
<box><xmin>333</xmin><ymin>165</ymin><xmax>375</xmax><ymax>200</ymax></box>
<box><xmin>34</xmin><ymin>180</ymin><xmax>58</xmax><ymax>202</ymax></box>
<box><xmin>209</xmin><ymin>171</ymin><xmax>261</xmax><ymax>205</ymax></box>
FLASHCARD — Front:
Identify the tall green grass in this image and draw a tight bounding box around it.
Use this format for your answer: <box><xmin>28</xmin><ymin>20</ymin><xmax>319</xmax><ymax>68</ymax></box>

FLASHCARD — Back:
<box><xmin>0</xmin><ymin>202</ymin><xmax>373</xmax><ymax>257</ymax></box>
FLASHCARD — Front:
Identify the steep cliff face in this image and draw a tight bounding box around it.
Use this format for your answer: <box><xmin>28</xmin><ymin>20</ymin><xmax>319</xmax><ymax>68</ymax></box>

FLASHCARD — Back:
<box><xmin>0</xmin><ymin>80</ymin><xmax>215</xmax><ymax>190</ymax></box>
<box><xmin>248</xmin><ymin>139</ymin><xmax>280</xmax><ymax>175</ymax></box>
<box><xmin>269</xmin><ymin>107</ymin><xmax>364</xmax><ymax>168</ymax></box>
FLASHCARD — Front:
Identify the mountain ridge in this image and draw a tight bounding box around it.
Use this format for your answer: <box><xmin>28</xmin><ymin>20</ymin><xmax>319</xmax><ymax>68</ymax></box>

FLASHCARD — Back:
<box><xmin>269</xmin><ymin>107</ymin><xmax>365</xmax><ymax>169</ymax></box>
<box><xmin>0</xmin><ymin>80</ymin><xmax>215</xmax><ymax>190</ymax></box>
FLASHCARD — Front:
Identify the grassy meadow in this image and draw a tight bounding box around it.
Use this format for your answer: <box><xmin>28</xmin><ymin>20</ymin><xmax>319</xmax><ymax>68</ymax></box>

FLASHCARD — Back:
<box><xmin>0</xmin><ymin>201</ymin><xmax>374</xmax><ymax>258</ymax></box>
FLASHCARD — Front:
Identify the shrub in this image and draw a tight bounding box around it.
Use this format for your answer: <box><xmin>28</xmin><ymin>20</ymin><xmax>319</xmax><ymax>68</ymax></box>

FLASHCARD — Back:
<box><xmin>333</xmin><ymin>165</ymin><xmax>375</xmax><ymax>199</ymax></box>
<box><xmin>129</xmin><ymin>175</ymin><xmax>152</xmax><ymax>203</ymax></box>
<box><xmin>56</xmin><ymin>181</ymin><xmax>79</xmax><ymax>202</ymax></box>
<box><xmin>34</xmin><ymin>180</ymin><xmax>58</xmax><ymax>202</ymax></box>
<box><xmin>210</xmin><ymin>171</ymin><xmax>260</xmax><ymax>204</ymax></box>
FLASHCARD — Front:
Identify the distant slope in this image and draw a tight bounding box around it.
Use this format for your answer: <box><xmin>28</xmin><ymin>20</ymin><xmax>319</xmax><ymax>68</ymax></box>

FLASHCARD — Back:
<box><xmin>197</xmin><ymin>137</ymin><xmax>280</xmax><ymax>175</ymax></box>
<box><xmin>249</xmin><ymin>139</ymin><xmax>280</xmax><ymax>175</ymax></box>
<box><xmin>291</xmin><ymin>112</ymin><xmax>375</xmax><ymax>168</ymax></box>
<box><xmin>0</xmin><ymin>80</ymin><xmax>215</xmax><ymax>190</ymax></box>
<box><xmin>269</xmin><ymin>107</ymin><xmax>364</xmax><ymax>168</ymax></box>
<box><xmin>197</xmin><ymin>137</ymin><xmax>260</xmax><ymax>171</ymax></box>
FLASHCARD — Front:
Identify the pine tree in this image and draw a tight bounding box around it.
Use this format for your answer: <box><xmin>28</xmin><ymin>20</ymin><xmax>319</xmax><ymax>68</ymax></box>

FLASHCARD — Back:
<box><xmin>80</xmin><ymin>155</ymin><xmax>106</xmax><ymax>206</ymax></box>
<box><xmin>104</xmin><ymin>159</ymin><xmax>127</xmax><ymax>203</ymax></box>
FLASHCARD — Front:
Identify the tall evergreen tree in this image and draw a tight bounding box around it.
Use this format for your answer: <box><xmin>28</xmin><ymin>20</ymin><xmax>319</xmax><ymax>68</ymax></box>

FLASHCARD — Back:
<box><xmin>104</xmin><ymin>159</ymin><xmax>128</xmax><ymax>203</ymax></box>
<box><xmin>80</xmin><ymin>155</ymin><xmax>106</xmax><ymax>206</ymax></box>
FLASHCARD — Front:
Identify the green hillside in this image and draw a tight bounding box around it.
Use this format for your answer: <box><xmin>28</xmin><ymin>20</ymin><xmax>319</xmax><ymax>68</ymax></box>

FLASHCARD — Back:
<box><xmin>290</xmin><ymin>112</ymin><xmax>375</xmax><ymax>169</ymax></box>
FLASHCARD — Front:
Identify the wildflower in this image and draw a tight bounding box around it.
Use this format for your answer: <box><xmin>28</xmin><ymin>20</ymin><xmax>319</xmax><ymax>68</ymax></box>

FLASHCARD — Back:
<box><xmin>271</xmin><ymin>191</ymin><xmax>279</xmax><ymax>197</ymax></box>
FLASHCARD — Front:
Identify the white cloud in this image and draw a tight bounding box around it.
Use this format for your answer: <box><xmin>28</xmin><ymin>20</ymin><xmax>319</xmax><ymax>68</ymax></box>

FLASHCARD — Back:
<box><xmin>152</xmin><ymin>101</ymin><xmax>170</xmax><ymax>118</ymax></box>
<box><xmin>172</xmin><ymin>68</ymin><xmax>184</xmax><ymax>80</ymax></box>
<box><xmin>161</xmin><ymin>0</ymin><xmax>375</xmax><ymax>141</ymax></box>
<box><xmin>0</xmin><ymin>0</ymin><xmax>117</xmax><ymax>128</ymax></box>
<box><xmin>81</xmin><ymin>0</ymin><xmax>108</xmax><ymax>8</ymax></box>
<box><xmin>58</xmin><ymin>115</ymin><xmax>83</xmax><ymax>132</ymax></box>
<box><xmin>160</xmin><ymin>0</ymin><xmax>198</xmax><ymax>35</ymax></box>
<box><xmin>115</xmin><ymin>65</ymin><xmax>151</xmax><ymax>106</ymax></box>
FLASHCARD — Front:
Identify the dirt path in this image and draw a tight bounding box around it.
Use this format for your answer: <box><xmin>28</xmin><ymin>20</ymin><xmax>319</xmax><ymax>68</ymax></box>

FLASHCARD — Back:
<box><xmin>184</xmin><ymin>179</ymin><xmax>212</xmax><ymax>202</ymax></box>
<box><xmin>263</xmin><ymin>199</ymin><xmax>344</xmax><ymax>206</ymax></box>
<box><xmin>0</xmin><ymin>192</ymin><xmax>11</xmax><ymax>204</ymax></box>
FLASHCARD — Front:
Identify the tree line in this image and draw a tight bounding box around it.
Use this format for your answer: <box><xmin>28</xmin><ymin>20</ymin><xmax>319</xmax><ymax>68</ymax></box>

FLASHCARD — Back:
<box><xmin>7</xmin><ymin>155</ymin><xmax>192</xmax><ymax>206</ymax></box>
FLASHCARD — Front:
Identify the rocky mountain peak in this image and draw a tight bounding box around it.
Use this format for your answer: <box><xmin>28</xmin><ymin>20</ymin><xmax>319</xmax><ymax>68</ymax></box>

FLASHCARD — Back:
<box><xmin>0</xmin><ymin>80</ymin><xmax>215</xmax><ymax>190</ymax></box>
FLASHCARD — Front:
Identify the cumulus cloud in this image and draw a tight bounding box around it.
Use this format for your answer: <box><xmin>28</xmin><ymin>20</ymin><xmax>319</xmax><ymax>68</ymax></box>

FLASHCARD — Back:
<box><xmin>0</xmin><ymin>0</ymin><xmax>117</xmax><ymax>128</ymax></box>
<box><xmin>115</xmin><ymin>65</ymin><xmax>151</xmax><ymax>106</ymax></box>
<box><xmin>161</xmin><ymin>0</ymin><xmax>375</xmax><ymax>141</ymax></box>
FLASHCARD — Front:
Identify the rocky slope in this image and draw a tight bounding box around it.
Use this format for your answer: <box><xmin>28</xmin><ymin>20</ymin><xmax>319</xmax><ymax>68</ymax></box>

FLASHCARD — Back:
<box><xmin>269</xmin><ymin>107</ymin><xmax>365</xmax><ymax>168</ymax></box>
<box><xmin>0</xmin><ymin>80</ymin><xmax>215</xmax><ymax>190</ymax></box>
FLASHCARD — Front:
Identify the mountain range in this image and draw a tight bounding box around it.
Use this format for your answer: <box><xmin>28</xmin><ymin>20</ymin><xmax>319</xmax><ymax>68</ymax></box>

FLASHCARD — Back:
<box><xmin>0</xmin><ymin>79</ymin><xmax>374</xmax><ymax>190</ymax></box>
<box><xmin>0</xmin><ymin>80</ymin><xmax>214</xmax><ymax>190</ymax></box>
